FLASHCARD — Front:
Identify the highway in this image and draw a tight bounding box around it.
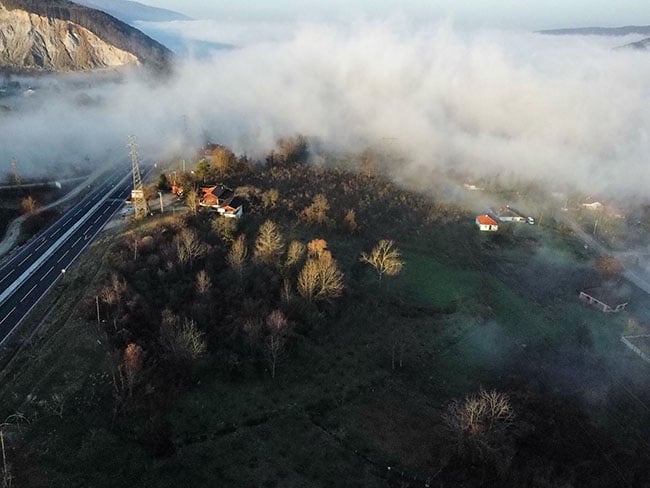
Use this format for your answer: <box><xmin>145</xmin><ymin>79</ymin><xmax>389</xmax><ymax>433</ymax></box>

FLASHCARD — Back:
<box><xmin>0</xmin><ymin>166</ymin><xmax>133</xmax><ymax>346</ymax></box>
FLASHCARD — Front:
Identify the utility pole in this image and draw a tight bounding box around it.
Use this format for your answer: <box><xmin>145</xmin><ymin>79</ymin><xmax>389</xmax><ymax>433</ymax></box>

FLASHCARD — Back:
<box><xmin>11</xmin><ymin>158</ymin><xmax>20</xmax><ymax>185</ymax></box>
<box><xmin>96</xmin><ymin>296</ymin><xmax>100</xmax><ymax>324</ymax></box>
<box><xmin>158</xmin><ymin>191</ymin><xmax>164</xmax><ymax>213</ymax></box>
<box><xmin>128</xmin><ymin>135</ymin><xmax>150</xmax><ymax>219</ymax></box>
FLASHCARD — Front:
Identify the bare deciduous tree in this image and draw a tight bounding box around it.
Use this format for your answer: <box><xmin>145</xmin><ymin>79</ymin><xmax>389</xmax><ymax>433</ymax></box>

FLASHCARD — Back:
<box><xmin>1</xmin><ymin>414</ymin><xmax>27</xmax><ymax>488</ymax></box>
<box><xmin>122</xmin><ymin>343</ymin><xmax>144</xmax><ymax>397</ymax></box>
<box><xmin>269</xmin><ymin>134</ymin><xmax>309</xmax><ymax>165</ymax></box>
<box><xmin>185</xmin><ymin>187</ymin><xmax>200</xmax><ymax>215</ymax></box>
<box><xmin>307</xmin><ymin>238</ymin><xmax>328</xmax><ymax>258</ymax></box>
<box><xmin>100</xmin><ymin>273</ymin><xmax>127</xmax><ymax>322</ymax></box>
<box><xmin>285</xmin><ymin>240</ymin><xmax>306</xmax><ymax>268</ymax></box>
<box><xmin>297</xmin><ymin>250</ymin><xmax>344</xmax><ymax>302</ymax></box>
<box><xmin>175</xmin><ymin>228</ymin><xmax>206</xmax><ymax>267</ymax></box>
<box><xmin>210</xmin><ymin>145</ymin><xmax>236</xmax><ymax>178</ymax></box>
<box><xmin>301</xmin><ymin>194</ymin><xmax>330</xmax><ymax>225</ymax></box>
<box><xmin>20</xmin><ymin>196</ymin><xmax>38</xmax><ymax>214</ymax></box>
<box><xmin>227</xmin><ymin>234</ymin><xmax>248</xmax><ymax>274</ymax></box>
<box><xmin>266</xmin><ymin>310</ymin><xmax>289</xmax><ymax>378</ymax></box>
<box><xmin>360</xmin><ymin>239</ymin><xmax>404</xmax><ymax>281</ymax></box>
<box><xmin>343</xmin><ymin>208</ymin><xmax>358</xmax><ymax>234</ymax></box>
<box><xmin>262</xmin><ymin>188</ymin><xmax>280</xmax><ymax>209</ymax></box>
<box><xmin>211</xmin><ymin>216</ymin><xmax>237</xmax><ymax>243</ymax></box>
<box><xmin>443</xmin><ymin>389</ymin><xmax>515</xmax><ymax>473</ymax></box>
<box><xmin>195</xmin><ymin>270</ymin><xmax>212</xmax><ymax>294</ymax></box>
<box><xmin>101</xmin><ymin>273</ymin><xmax>126</xmax><ymax>307</ymax></box>
<box><xmin>254</xmin><ymin>220</ymin><xmax>284</xmax><ymax>266</ymax></box>
<box><xmin>160</xmin><ymin>314</ymin><xmax>207</xmax><ymax>364</ymax></box>
<box><xmin>445</xmin><ymin>389</ymin><xmax>514</xmax><ymax>437</ymax></box>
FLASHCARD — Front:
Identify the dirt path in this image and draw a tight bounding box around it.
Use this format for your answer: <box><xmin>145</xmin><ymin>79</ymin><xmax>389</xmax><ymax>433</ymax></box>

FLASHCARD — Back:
<box><xmin>0</xmin><ymin>167</ymin><xmax>108</xmax><ymax>260</ymax></box>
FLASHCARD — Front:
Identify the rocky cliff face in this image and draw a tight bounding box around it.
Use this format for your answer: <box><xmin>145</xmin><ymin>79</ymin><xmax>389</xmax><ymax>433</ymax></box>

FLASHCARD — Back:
<box><xmin>0</xmin><ymin>5</ymin><xmax>138</xmax><ymax>70</ymax></box>
<box><xmin>0</xmin><ymin>0</ymin><xmax>171</xmax><ymax>72</ymax></box>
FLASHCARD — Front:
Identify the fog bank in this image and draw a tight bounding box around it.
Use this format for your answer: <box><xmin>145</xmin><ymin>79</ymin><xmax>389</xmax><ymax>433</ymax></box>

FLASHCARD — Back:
<box><xmin>1</xmin><ymin>21</ymin><xmax>650</xmax><ymax>195</ymax></box>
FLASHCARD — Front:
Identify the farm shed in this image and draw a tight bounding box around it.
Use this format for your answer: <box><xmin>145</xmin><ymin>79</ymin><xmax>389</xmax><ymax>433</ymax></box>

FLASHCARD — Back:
<box><xmin>579</xmin><ymin>286</ymin><xmax>629</xmax><ymax>313</ymax></box>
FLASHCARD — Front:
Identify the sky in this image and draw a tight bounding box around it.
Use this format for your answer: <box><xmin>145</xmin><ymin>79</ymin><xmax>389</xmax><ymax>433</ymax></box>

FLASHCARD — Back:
<box><xmin>137</xmin><ymin>0</ymin><xmax>649</xmax><ymax>30</ymax></box>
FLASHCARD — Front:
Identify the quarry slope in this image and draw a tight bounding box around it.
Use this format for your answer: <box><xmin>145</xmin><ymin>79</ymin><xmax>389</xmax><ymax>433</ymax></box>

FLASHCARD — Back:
<box><xmin>0</xmin><ymin>0</ymin><xmax>171</xmax><ymax>72</ymax></box>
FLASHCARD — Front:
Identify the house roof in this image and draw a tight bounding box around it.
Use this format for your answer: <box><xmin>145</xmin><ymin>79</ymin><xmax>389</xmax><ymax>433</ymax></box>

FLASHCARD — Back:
<box><xmin>200</xmin><ymin>185</ymin><xmax>232</xmax><ymax>205</ymax></box>
<box><xmin>501</xmin><ymin>205</ymin><xmax>526</xmax><ymax>218</ymax></box>
<box><xmin>226</xmin><ymin>196</ymin><xmax>244</xmax><ymax>209</ymax></box>
<box><xmin>221</xmin><ymin>196</ymin><xmax>243</xmax><ymax>211</ymax></box>
<box><xmin>218</xmin><ymin>190</ymin><xmax>234</xmax><ymax>206</ymax></box>
<box><xmin>476</xmin><ymin>214</ymin><xmax>498</xmax><ymax>226</ymax></box>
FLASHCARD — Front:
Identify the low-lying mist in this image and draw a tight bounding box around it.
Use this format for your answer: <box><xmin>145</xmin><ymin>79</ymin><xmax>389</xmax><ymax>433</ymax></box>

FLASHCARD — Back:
<box><xmin>1</xmin><ymin>21</ymin><xmax>650</xmax><ymax>196</ymax></box>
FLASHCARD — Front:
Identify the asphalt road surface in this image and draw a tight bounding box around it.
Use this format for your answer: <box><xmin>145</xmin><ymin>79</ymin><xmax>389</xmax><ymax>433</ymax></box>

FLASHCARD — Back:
<box><xmin>0</xmin><ymin>166</ymin><xmax>132</xmax><ymax>345</ymax></box>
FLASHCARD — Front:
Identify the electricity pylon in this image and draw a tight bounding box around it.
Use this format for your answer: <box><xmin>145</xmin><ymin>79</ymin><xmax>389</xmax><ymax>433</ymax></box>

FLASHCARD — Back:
<box><xmin>128</xmin><ymin>135</ymin><xmax>149</xmax><ymax>219</ymax></box>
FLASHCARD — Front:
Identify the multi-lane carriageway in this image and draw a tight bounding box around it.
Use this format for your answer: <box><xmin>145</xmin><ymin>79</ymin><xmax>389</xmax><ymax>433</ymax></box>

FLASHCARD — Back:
<box><xmin>0</xmin><ymin>166</ymin><xmax>133</xmax><ymax>345</ymax></box>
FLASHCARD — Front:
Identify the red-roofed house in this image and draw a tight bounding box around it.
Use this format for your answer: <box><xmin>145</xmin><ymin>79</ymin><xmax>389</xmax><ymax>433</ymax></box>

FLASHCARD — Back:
<box><xmin>200</xmin><ymin>185</ymin><xmax>233</xmax><ymax>208</ymax></box>
<box><xmin>476</xmin><ymin>214</ymin><xmax>499</xmax><ymax>232</ymax></box>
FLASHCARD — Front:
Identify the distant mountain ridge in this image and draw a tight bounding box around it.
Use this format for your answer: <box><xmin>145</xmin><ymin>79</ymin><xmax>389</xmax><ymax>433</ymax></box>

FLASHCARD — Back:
<box><xmin>0</xmin><ymin>0</ymin><xmax>172</xmax><ymax>72</ymax></box>
<box><xmin>538</xmin><ymin>25</ymin><xmax>650</xmax><ymax>36</ymax></box>
<box><xmin>73</xmin><ymin>0</ymin><xmax>190</xmax><ymax>24</ymax></box>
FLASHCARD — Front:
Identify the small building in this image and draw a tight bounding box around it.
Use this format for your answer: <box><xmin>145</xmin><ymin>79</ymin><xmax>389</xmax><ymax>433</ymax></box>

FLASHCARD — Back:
<box><xmin>495</xmin><ymin>206</ymin><xmax>527</xmax><ymax>223</ymax></box>
<box><xmin>463</xmin><ymin>183</ymin><xmax>484</xmax><ymax>191</ymax></box>
<box><xmin>581</xmin><ymin>198</ymin><xmax>604</xmax><ymax>210</ymax></box>
<box><xmin>199</xmin><ymin>185</ymin><xmax>233</xmax><ymax>209</ymax></box>
<box><xmin>218</xmin><ymin>197</ymin><xmax>244</xmax><ymax>219</ymax></box>
<box><xmin>579</xmin><ymin>286</ymin><xmax>629</xmax><ymax>313</ymax></box>
<box><xmin>198</xmin><ymin>184</ymin><xmax>244</xmax><ymax>218</ymax></box>
<box><xmin>476</xmin><ymin>214</ymin><xmax>499</xmax><ymax>232</ymax></box>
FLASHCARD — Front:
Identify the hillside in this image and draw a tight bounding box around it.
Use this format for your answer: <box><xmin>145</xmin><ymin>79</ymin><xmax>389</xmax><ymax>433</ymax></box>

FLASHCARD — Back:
<box><xmin>0</xmin><ymin>0</ymin><xmax>171</xmax><ymax>72</ymax></box>
<box><xmin>538</xmin><ymin>25</ymin><xmax>650</xmax><ymax>36</ymax></box>
<box><xmin>620</xmin><ymin>37</ymin><xmax>650</xmax><ymax>50</ymax></box>
<box><xmin>2</xmin><ymin>140</ymin><xmax>650</xmax><ymax>487</ymax></box>
<box><xmin>73</xmin><ymin>0</ymin><xmax>190</xmax><ymax>24</ymax></box>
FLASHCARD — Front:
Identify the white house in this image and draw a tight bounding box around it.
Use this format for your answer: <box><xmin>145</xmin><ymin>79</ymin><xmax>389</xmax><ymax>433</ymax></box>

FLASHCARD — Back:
<box><xmin>476</xmin><ymin>214</ymin><xmax>499</xmax><ymax>232</ymax></box>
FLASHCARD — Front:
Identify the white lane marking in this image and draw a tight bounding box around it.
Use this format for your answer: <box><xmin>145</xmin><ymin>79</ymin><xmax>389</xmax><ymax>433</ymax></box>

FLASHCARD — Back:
<box><xmin>72</xmin><ymin>235</ymin><xmax>82</xmax><ymax>247</ymax></box>
<box><xmin>102</xmin><ymin>207</ymin><xmax>109</xmax><ymax>215</ymax></box>
<box><xmin>0</xmin><ymin>269</ymin><xmax>15</xmax><ymax>284</ymax></box>
<box><xmin>63</xmin><ymin>218</ymin><xmax>72</xmax><ymax>226</ymax></box>
<box><xmin>52</xmin><ymin>228</ymin><xmax>60</xmax><ymax>236</ymax></box>
<box><xmin>57</xmin><ymin>249</ymin><xmax>70</xmax><ymax>263</ymax></box>
<box><xmin>35</xmin><ymin>240</ymin><xmax>48</xmax><ymax>251</ymax></box>
<box><xmin>20</xmin><ymin>283</ymin><xmax>38</xmax><ymax>303</ymax></box>
<box><xmin>40</xmin><ymin>266</ymin><xmax>55</xmax><ymax>281</ymax></box>
<box><xmin>0</xmin><ymin>307</ymin><xmax>16</xmax><ymax>326</ymax></box>
<box><xmin>18</xmin><ymin>253</ymin><xmax>33</xmax><ymax>266</ymax></box>
<box><xmin>93</xmin><ymin>216</ymin><xmax>101</xmax><ymax>224</ymax></box>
